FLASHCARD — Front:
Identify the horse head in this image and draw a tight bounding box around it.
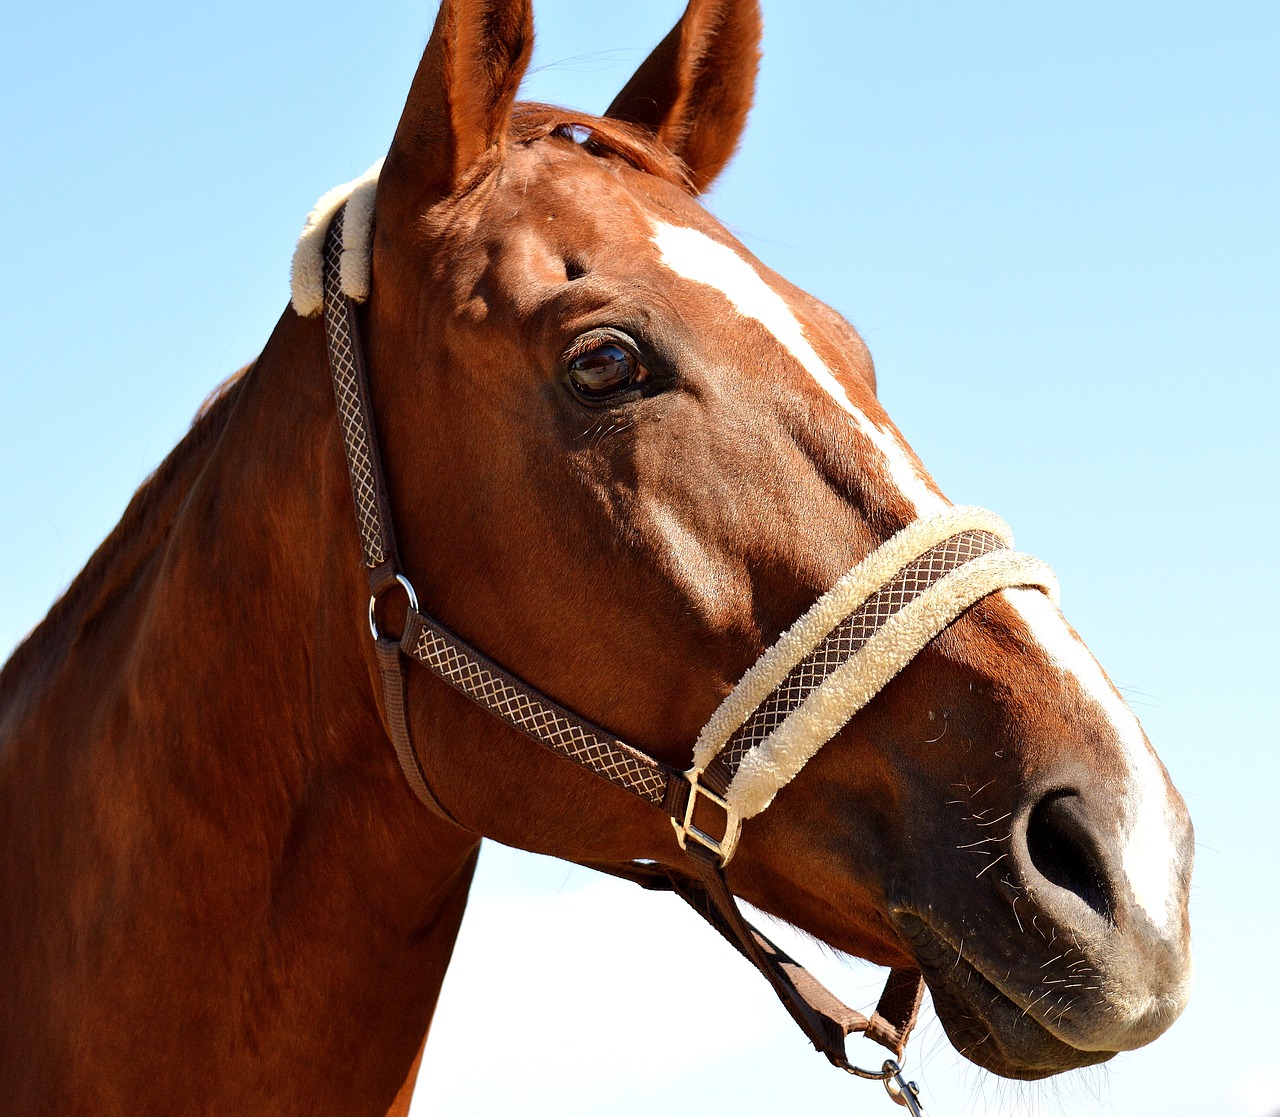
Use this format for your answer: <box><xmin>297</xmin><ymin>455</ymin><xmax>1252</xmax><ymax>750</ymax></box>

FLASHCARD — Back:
<box><xmin>317</xmin><ymin>0</ymin><xmax>1192</xmax><ymax>1083</ymax></box>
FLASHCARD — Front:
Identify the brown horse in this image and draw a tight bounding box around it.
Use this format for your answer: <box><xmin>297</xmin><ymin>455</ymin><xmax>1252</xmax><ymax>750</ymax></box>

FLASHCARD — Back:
<box><xmin>0</xmin><ymin>0</ymin><xmax>1193</xmax><ymax>1113</ymax></box>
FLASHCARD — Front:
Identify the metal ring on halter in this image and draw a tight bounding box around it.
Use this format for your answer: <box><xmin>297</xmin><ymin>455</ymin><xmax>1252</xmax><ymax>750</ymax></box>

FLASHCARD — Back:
<box><xmin>845</xmin><ymin>1062</ymin><xmax>896</xmax><ymax>1082</ymax></box>
<box><xmin>368</xmin><ymin>574</ymin><xmax>419</xmax><ymax>641</ymax></box>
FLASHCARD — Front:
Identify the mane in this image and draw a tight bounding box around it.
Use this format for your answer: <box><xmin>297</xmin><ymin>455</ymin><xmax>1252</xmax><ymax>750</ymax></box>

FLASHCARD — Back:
<box><xmin>0</xmin><ymin>365</ymin><xmax>254</xmax><ymax>699</ymax></box>
<box><xmin>509</xmin><ymin>102</ymin><xmax>694</xmax><ymax>191</ymax></box>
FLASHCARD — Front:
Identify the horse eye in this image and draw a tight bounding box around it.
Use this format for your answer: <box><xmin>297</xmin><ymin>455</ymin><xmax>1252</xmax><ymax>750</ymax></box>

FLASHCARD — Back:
<box><xmin>567</xmin><ymin>343</ymin><xmax>648</xmax><ymax>397</ymax></box>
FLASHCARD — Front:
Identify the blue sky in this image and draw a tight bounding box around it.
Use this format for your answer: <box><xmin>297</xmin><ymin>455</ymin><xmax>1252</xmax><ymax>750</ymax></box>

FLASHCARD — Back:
<box><xmin>2</xmin><ymin>3</ymin><xmax>1277</xmax><ymax>1114</ymax></box>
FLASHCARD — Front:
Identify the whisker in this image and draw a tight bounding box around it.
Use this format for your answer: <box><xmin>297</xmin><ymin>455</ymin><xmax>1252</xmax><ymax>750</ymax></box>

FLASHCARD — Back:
<box><xmin>975</xmin><ymin>853</ymin><xmax>1009</xmax><ymax>879</ymax></box>
<box><xmin>976</xmin><ymin>812</ymin><xmax>1012</xmax><ymax>828</ymax></box>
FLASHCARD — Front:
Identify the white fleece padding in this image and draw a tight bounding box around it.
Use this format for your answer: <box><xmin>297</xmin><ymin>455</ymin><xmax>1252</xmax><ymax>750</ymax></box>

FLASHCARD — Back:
<box><xmin>726</xmin><ymin>549</ymin><xmax>1059</xmax><ymax>821</ymax></box>
<box><xmin>692</xmin><ymin>506</ymin><xmax>1018</xmax><ymax>772</ymax></box>
<box><xmin>290</xmin><ymin>158</ymin><xmax>384</xmax><ymax>317</ymax></box>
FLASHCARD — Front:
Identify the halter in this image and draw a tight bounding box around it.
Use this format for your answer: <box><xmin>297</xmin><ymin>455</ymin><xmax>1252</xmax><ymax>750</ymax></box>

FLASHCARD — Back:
<box><xmin>315</xmin><ymin>203</ymin><xmax>1056</xmax><ymax>1112</ymax></box>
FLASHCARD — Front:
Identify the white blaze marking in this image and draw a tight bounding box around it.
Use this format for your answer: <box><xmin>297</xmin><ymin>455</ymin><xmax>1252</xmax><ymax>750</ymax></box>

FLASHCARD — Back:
<box><xmin>649</xmin><ymin>222</ymin><xmax>1180</xmax><ymax>927</ymax></box>
<box><xmin>650</xmin><ymin>222</ymin><xmax>946</xmax><ymax>517</ymax></box>
<box><xmin>1002</xmin><ymin>587</ymin><xmax>1181</xmax><ymax>929</ymax></box>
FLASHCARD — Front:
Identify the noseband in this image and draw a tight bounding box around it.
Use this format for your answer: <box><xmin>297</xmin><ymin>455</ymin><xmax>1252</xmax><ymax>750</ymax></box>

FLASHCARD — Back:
<box><xmin>316</xmin><ymin>204</ymin><xmax>1056</xmax><ymax>1107</ymax></box>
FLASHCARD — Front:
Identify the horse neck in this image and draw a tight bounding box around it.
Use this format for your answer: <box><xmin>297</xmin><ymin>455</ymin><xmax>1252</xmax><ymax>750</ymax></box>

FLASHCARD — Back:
<box><xmin>0</xmin><ymin>307</ymin><xmax>479</xmax><ymax>1115</ymax></box>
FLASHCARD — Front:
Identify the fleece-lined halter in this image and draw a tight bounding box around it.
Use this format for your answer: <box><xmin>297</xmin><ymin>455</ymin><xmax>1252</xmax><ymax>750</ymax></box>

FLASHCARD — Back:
<box><xmin>293</xmin><ymin>168</ymin><xmax>1057</xmax><ymax>1110</ymax></box>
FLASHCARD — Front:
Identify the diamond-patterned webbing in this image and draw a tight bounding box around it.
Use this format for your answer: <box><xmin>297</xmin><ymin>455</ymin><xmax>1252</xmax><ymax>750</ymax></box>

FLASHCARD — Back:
<box><xmin>410</xmin><ymin>621</ymin><xmax>670</xmax><ymax>805</ymax></box>
<box><xmin>712</xmin><ymin>530</ymin><xmax>1006</xmax><ymax>780</ymax></box>
<box><xmin>322</xmin><ymin>209</ymin><xmax>387</xmax><ymax>569</ymax></box>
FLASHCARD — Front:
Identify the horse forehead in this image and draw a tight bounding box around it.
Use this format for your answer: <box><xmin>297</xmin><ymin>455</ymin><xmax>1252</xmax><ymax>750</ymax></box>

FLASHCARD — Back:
<box><xmin>492</xmin><ymin>170</ymin><xmax>852</xmax><ymax>365</ymax></box>
<box><xmin>646</xmin><ymin>221</ymin><xmax>830</xmax><ymax>343</ymax></box>
<box><xmin>490</xmin><ymin>147</ymin><xmax>662</xmax><ymax>244</ymax></box>
<box><xmin>468</xmin><ymin>157</ymin><xmax>671</xmax><ymax>290</ymax></box>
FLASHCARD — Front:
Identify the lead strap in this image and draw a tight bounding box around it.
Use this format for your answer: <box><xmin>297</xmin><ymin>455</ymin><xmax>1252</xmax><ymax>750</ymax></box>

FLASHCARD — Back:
<box><xmin>587</xmin><ymin>850</ymin><xmax>924</xmax><ymax>1069</ymax></box>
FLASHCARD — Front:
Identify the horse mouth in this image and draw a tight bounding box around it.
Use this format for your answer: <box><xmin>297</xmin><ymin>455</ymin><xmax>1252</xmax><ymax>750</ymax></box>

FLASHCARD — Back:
<box><xmin>893</xmin><ymin>912</ymin><xmax>1116</xmax><ymax>1080</ymax></box>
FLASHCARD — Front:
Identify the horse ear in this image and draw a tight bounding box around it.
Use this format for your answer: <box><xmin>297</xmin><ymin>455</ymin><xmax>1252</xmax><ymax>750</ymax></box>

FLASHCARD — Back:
<box><xmin>381</xmin><ymin>0</ymin><xmax>533</xmax><ymax>212</ymax></box>
<box><xmin>604</xmin><ymin>0</ymin><xmax>762</xmax><ymax>194</ymax></box>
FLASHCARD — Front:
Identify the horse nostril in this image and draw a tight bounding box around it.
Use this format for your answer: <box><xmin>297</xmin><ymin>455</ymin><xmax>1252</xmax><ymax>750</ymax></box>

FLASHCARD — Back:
<box><xmin>1025</xmin><ymin>791</ymin><xmax>1115</xmax><ymax>923</ymax></box>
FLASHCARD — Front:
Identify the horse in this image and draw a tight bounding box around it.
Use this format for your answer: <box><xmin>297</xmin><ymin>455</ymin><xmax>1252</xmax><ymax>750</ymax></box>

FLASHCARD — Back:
<box><xmin>0</xmin><ymin>0</ymin><xmax>1193</xmax><ymax>1113</ymax></box>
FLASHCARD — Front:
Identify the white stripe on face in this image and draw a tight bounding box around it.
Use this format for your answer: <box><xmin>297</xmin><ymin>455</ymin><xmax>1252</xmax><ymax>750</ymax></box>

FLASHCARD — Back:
<box><xmin>650</xmin><ymin>222</ymin><xmax>946</xmax><ymax>517</ymax></box>
<box><xmin>650</xmin><ymin>224</ymin><xmax>1182</xmax><ymax>929</ymax></box>
<box><xmin>1002</xmin><ymin>587</ymin><xmax>1183</xmax><ymax>931</ymax></box>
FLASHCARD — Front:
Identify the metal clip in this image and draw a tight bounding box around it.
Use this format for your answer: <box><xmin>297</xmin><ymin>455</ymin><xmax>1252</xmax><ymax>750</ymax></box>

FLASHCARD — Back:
<box><xmin>882</xmin><ymin>1060</ymin><xmax>924</xmax><ymax>1115</ymax></box>
<box><xmin>670</xmin><ymin>768</ymin><xmax>741</xmax><ymax>865</ymax></box>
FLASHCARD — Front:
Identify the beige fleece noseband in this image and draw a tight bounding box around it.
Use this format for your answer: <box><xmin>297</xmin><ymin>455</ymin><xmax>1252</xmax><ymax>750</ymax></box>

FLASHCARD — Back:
<box><xmin>690</xmin><ymin>507</ymin><xmax>1057</xmax><ymax>853</ymax></box>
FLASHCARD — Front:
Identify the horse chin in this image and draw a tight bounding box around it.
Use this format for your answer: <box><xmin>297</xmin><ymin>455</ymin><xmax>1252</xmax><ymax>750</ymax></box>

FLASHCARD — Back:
<box><xmin>893</xmin><ymin>913</ymin><xmax>1117</xmax><ymax>1081</ymax></box>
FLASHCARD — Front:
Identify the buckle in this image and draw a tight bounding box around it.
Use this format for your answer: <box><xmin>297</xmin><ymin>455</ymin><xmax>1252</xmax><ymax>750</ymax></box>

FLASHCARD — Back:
<box><xmin>671</xmin><ymin>768</ymin><xmax>742</xmax><ymax>866</ymax></box>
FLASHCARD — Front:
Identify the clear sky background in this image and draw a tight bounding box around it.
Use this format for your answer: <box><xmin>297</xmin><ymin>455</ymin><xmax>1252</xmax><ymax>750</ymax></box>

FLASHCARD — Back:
<box><xmin>2</xmin><ymin>2</ymin><xmax>1276</xmax><ymax>1115</ymax></box>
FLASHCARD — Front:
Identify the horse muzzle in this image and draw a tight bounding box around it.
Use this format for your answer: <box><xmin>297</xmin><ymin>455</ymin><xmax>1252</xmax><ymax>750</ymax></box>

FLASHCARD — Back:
<box><xmin>891</xmin><ymin>775</ymin><xmax>1194</xmax><ymax>1079</ymax></box>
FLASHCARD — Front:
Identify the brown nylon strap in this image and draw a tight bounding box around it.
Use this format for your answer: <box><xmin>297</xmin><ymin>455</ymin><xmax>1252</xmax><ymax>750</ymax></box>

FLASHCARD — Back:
<box><xmin>321</xmin><ymin>208</ymin><xmax>399</xmax><ymax>571</ymax></box>
<box><xmin>402</xmin><ymin>608</ymin><xmax>681</xmax><ymax>807</ymax></box>
<box><xmin>584</xmin><ymin>854</ymin><xmax>924</xmax><ymax>1066</ymax></box>
<box><xmin>373</xmin><ymin>634</ymin><xmax>451</xmax><ymax>821</ymax></box>
<box><xmin>396</xmin><ymin>604</ymin><xmax>924</xmax><ymax>1061</ymax></box>
<box><xmin>866</xmin><ymin>965</ymin><xmax>926</xmax><ymax>1054</ymax></box>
